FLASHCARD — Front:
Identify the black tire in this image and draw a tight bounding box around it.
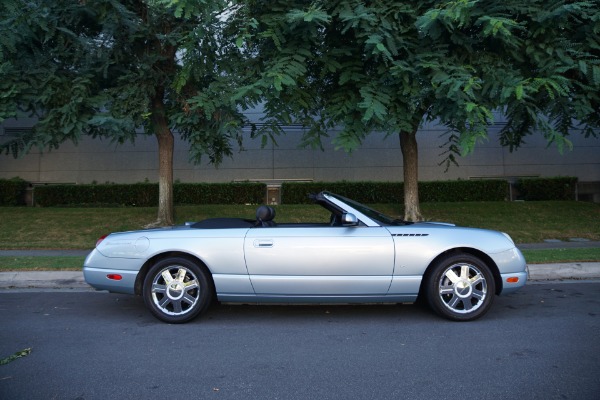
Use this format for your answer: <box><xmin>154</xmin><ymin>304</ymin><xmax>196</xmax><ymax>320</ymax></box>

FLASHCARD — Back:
<box><xmin>143</xmin><ymin>257</ymin><xmax>212</xmax><ymax>324</ymax></box>
<box><xmin>425</xmin><ymin>253</ymin><xmax>496</xmax><ymax>321</ymax></box>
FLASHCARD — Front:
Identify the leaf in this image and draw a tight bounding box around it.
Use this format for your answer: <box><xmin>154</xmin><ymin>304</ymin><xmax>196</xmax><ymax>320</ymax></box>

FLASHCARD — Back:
<box><xmin>235</xmin><ymin>36</ymin><xmax>244</xmax><ymax>48</ymax></box>
<box><xmin>286</xmin><ymin>7</ymin><xmax>331</xmax><ymax>25</ymax></box>
<box><xmin>273</xmin><ymin>75</ymin><xmax>282</xmax><ymax>91</ymax></box>
<box><xmin>515</xmin><ymin>84</ymin><xmax>524</xmax><ymax>100</ymax></box>
<box><xmin>593</xmin><ymin>66</ymin><xmax>600</xmax><ymax>86</ymax></box>
<box><xmin>0</xmin><ymin>348</ymin><xmax>32</xmax><ymax>365</ymax></box>
<box><xmin>358</xmin><ymin>86</ymin><xmax>389</xmax><ymax>122</ymax></box>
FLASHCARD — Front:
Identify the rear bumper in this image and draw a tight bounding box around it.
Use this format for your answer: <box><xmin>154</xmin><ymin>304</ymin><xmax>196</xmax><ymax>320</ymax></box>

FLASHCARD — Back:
<box><xmin>83</xmin><ymin>249</ymin><xmax>139</xmax><ymax>294</ymax></box>
<box><xmin>83</xmin><ymin>267</ymin><xmax>138</xmax><ymax>294</ymax></box>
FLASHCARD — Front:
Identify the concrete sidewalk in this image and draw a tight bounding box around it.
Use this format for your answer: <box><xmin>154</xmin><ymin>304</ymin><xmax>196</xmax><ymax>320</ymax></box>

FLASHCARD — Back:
<box><xmin>1</xmin><ymin>263</ymin><xmax>599</xmax><ymax>290</ymax></box>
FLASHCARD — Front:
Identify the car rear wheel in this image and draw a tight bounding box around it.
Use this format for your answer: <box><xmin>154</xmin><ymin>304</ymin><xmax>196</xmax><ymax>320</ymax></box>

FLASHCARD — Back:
<box><xmin>143</xmin><ymin>257</ymin><xmax>212</xmax><ymax>323</ymax></box>
<box><xmin>425</xmin><ymin>253</ymin><xmax>495</xmax><ymax>321</ymax></box>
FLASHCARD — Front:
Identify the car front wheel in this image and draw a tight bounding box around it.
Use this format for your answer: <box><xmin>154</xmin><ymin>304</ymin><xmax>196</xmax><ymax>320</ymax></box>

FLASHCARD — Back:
<box><xmin>426</xmin><ymin>253</ymin><xmax>496</xmax><ymax>321</ymax></box>
<box><xmin>143</xmin><ymin>257</ymin><xmax>212</xmax><ymax>323</ymax></box>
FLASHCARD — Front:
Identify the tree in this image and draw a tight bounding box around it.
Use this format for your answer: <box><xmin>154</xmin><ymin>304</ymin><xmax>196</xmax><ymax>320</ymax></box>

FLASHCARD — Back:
<box><xmin>0</xmin><ymin>0</ymin><xmax>247</xmax><ymax>226</ymax></box>
<box><xmin>416</xmin><ymin>0</ymin><xmax>600</xmax><ymax>152</ymax></box>
<box><xmin>236</xmin><ymin>0</ymin><xmax>599</xmax><ymax>221</ymax></box>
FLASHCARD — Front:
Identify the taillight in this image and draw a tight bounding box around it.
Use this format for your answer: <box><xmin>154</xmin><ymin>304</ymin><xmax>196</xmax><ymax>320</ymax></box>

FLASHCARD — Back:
<box><xmin>96</xmin><ymin>234</ymin><xmax>109</xmax><ymax>248</ymax></box>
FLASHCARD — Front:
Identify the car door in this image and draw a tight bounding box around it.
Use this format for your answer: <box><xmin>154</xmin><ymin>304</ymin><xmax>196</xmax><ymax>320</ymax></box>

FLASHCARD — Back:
<box><xmin>244</xmin><ymin>225</ymin><xmax>395</xmax><ymax>297</ymax></box>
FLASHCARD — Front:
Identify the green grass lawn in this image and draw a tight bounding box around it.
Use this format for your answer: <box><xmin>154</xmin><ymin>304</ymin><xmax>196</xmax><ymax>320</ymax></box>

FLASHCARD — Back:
<box><xmin>0</xmin><ymin>201</ymin><xmax>598</xmax><ymax>270</ymax></box>
<box><xmin>0</xmin><ymin>201</ymin><xmax>598</xmax><ymax>249</ymax></box>
<box><xmin>521</xmin><ymin>248</ymin><xmax>600</xmax><ymax>264</ymax></box>
<box><xmin>0</xmin><ymin>256</ymin><xmax>85</xmax><ymax>271</ymax></box>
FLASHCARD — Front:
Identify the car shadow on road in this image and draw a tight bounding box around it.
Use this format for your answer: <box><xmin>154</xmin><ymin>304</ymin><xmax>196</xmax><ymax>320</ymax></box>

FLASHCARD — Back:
<box><xmin>79</xmin><ymin>282</ymin><xmax>600</xmax><ymax>326</ymax></box>
<box><xmin>91</xmin><ymin>292</ymin><xmax>526</xmax><ymax>326</ymax></box>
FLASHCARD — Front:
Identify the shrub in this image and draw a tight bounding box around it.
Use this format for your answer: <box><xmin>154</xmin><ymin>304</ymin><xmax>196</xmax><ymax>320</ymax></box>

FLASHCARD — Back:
<box><xmin>34</xmin><ymin>183</ymin><xmax>158</xmax><ymax>207</ymax></box>
<box><xmin>33</xmin><ymin>182</ymin><xmax>266</xmax><ymax>207</ymax></box>
<box><xmin>515</xmin><ymin>177</ymin><xmax>578</xmax><ymax>201</ymax></box>
<box><xmin>419</xmin><ymin>180</ymin><xmax>508</xmax><ymax>202</ymax></box>
<box><xmin>281</xmin><ymin>180</ymin><xmax>508</xmax><ymax>204</ymax></box>
<box><xmin>281</xmin><ymin>181</ymin><xmax>401</xmax><ymax>204</ymax></box>
<box><xmin>174</xmin><ymin>183</ymin><xmax>265</xmax><ymax>204</ymax></box>
<box><xmin>0</xmin><ymin>177</ymin><xmax>28</xmax><ymax>206</ymax></box>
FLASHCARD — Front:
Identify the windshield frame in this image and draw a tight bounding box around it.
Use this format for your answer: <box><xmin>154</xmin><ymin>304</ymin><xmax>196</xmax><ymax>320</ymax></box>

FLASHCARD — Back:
<box><xmin>323</xmin><ymin>192</ymin><xmax>408</xmax><ymax>226</ymax></box>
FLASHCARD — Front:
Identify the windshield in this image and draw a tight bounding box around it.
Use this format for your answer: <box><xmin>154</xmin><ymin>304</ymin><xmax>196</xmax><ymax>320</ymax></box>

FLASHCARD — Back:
<box><xmin>327</xmin><ymin>193</ymin><xmax>409</xmax><ymax>226</ymax></box>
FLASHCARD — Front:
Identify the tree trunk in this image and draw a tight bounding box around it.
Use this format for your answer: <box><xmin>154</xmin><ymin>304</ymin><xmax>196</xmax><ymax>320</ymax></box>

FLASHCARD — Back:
<box><xmin>149</xmin><ymin>93</ymin><xmax>175</xmax><ymax>227</ymax></box>
<box><xmin>399</xmin><ymin>125</ymin><xmax>423</xmax><ymax>222</ymax></box>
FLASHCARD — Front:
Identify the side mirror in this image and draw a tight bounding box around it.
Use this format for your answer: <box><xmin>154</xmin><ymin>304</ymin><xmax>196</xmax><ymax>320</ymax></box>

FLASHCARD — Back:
<box><xmin>341</xmin><ymin>213</ymin><xmax>358</xmax><ymax>226</ymax></box>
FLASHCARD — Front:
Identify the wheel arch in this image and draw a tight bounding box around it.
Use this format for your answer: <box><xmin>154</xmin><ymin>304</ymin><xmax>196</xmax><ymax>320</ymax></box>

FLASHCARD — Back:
<box><xmin>419</xmin><ymin>247</ymin><xmax>503</xmax><ymax>297</ymax></box>
<box><xmin>134</xmin><ymin>251</ymin><xmax>216</xmax><ymax>299</ymax></box>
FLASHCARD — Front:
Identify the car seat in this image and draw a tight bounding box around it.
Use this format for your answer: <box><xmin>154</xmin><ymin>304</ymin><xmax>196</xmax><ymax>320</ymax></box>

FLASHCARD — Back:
<box><xmin>255</xmin><ymin>205</ymin><xmax>276</xmax><ymax>227</ymax></box>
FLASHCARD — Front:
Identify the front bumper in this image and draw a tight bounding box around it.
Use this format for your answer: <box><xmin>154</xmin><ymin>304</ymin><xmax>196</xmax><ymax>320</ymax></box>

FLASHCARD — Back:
<box><xmin>489</xmin><ymin>247</ymin><xmax>528</xmax><ymax>294</ymax></box>
<box><xmin>499</xmin><ymin>270</ymin><xmax>528</xmax><ymax>294</ymax></box>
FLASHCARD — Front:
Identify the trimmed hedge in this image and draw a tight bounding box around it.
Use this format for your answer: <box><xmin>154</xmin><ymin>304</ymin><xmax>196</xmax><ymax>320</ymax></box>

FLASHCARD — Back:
<box><xmin>515</xmin><ymin>177</ymin><xmax>578</xmax><ymax>201</ymax></box>
<box><xmin>33</xmin><ymin>182</ymin><xmax>266</xmax><ymax>207</ymax></box>
<box><xmin>17</xmin><ymin>177</ymin><xmax>582</xmax><ymax>206</ymax></box>
<box><xmin>34</xmin><ymin>183</ymin><xmax>158</xmax><ymax>207</ymax></box>
<box><xmin>281</xmin><ymin>180</ymin><xmax>509</xmax><ymax>204</ymax></box>
<box><xmin>0</xmin><ymin>178</ymin><xmax>28</xmax><ymax>206</ymax></box>
<box><xmin>419</xmin><ymin>180</ymin><xmax>509</xmax><ymax>202</ymax></box>
<box><xmin>281</xmin><ymin>181</ymin><xmax>401</xmax><ymax>204</ymax></box>
<box><xmin>174</xmin><ymin>183</ymin><xmax>265</xmax><ymax>205</ymax></box>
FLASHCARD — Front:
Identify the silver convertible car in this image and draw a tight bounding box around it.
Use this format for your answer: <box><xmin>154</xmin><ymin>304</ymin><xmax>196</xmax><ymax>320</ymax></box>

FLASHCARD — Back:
<box><xmin>83</xmin><ymin>192</ymin><xmax>528</xmax><ymax>323</ymax></box>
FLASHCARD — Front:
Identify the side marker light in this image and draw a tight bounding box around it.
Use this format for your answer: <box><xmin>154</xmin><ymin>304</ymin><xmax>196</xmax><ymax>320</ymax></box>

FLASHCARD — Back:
<box><xmin>506</xmin><ymin>277</ymin><xmax>519</xmax><ymax>283</ymax></box>
<box><xmin>107</xmin><ymin>274</ymin><xmax>123</xmax><ymax>281</ymax></box>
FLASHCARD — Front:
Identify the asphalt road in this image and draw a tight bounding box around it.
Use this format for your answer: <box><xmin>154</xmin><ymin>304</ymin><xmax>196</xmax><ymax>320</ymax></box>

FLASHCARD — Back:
<box><xmin>1</xmin><ymin>282</ymin><xmax>599</xmax><ymax>400</ymax></box>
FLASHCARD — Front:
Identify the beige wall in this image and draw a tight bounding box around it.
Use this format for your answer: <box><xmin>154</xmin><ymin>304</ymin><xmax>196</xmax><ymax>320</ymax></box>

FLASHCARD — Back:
<box><xmin>1</xmin><ymin>116</ymin><xmax>599</xmax><ymax>185</ymax></box>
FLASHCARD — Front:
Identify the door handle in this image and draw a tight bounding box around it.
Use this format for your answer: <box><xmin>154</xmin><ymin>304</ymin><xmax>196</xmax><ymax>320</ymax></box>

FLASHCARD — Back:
<box><xmin>253</xmin><ymin>239</ymin><xmax>273</xmax><ymax>248</ymax></box>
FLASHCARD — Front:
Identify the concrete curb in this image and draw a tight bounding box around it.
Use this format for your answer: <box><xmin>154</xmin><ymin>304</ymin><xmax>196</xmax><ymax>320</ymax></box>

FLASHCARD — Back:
<box><xmin>1</xmin><ymin>263</ymin><xmax>600</xmax><ymax>290</ymax></box>
<box><xmin>0</xmin><ymin>271</ymin><xmax>90</xmax><ymax>290</ymax></box>
<box><xmin>527</xmin><ymin>263</ymin><xmax>600</xmax><ymax>281</ymax></box>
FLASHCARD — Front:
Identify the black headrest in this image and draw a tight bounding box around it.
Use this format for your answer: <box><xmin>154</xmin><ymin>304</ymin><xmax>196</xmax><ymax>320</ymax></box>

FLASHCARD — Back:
<box><xmin>256</xmin><ymin>205</ymin><xmax>276</xmax><ymax>222</ymax></box>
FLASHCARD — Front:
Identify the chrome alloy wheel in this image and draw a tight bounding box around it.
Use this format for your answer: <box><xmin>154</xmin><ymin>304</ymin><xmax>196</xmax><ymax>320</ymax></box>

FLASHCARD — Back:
<box><xmin>151</xmin><ymin>266</ymin><xmax>200</xmax><ymax>316</ymax></box>
<box><xmin>437</xmin><ymin>263</ymin><xmax>488</xmax><ymax>314</ymax></box>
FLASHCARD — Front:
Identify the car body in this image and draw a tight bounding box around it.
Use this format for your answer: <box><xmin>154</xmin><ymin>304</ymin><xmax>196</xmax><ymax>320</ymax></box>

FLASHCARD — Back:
<box><xmin>83</xmin><ymin>192</ymin><xmax>528</xmax><ymax>323</ymax></box>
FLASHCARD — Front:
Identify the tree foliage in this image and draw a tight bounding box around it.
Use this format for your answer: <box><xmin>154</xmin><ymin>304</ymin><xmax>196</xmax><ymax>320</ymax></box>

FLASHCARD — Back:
<box><xmin>0</xmin><ymin>0</ymin><xmax>248</xmax><ymax>225</ymax></box>
<box><xmin>0</xmin><ymin>0</ymin><xmax>247</xmax><ymax>159</ymax></box>
<box><xmin>418</xmin><ymin>0</ymin><xmax>600</xmax><ymax>153</ymax></box>
<box><xmin>2</xmin><ymin>1</ymin><xmax>598</xmax><ymax>223</ymax></box>
<box><xmin>234</xmin><ymin>0</ymin><xmax>600</xmax><ymax>220</ymax></box>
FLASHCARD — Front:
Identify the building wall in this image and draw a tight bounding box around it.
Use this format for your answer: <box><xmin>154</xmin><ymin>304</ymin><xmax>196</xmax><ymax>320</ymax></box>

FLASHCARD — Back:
<box><xmin>1</xmin><ymin>114</ymin><xmax>599</xmax><ymax>188</ymax></box>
